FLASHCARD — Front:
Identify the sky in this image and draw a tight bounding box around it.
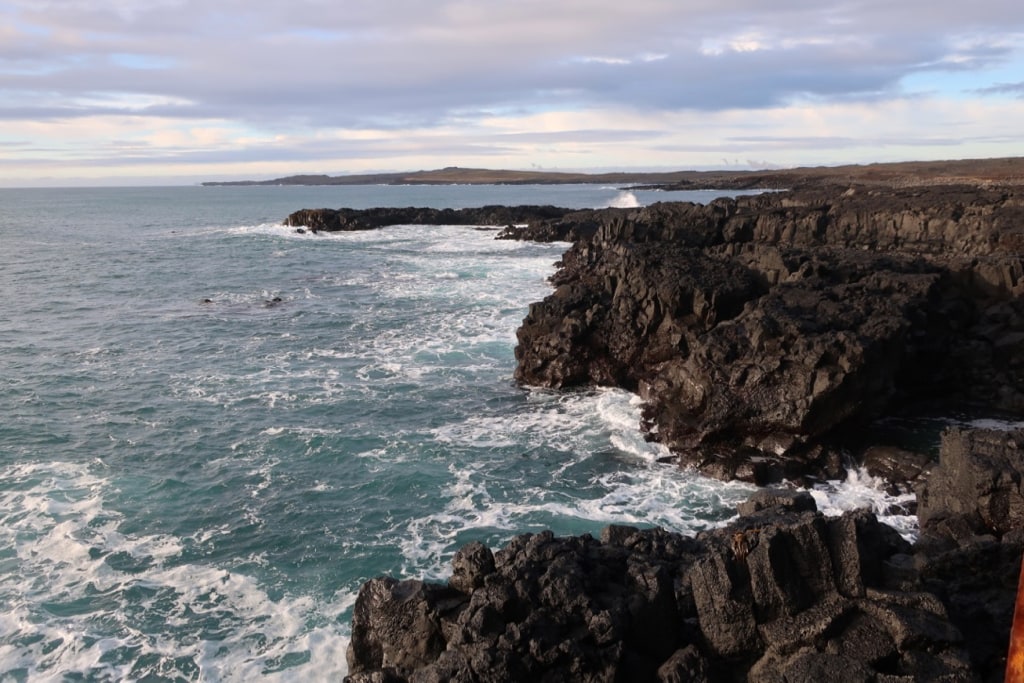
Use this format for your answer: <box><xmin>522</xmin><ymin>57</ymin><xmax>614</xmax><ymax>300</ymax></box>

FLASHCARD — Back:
<box><xmin>2</xmin><ymin>0</ymin><xmax>1024</xmax><ymax>186</ymax></box>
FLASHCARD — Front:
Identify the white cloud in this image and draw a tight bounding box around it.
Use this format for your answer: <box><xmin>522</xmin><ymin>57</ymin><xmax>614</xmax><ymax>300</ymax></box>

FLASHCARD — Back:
<box><xmin>1</xmin><ymin>0</ymin><xmax>1023</xmax><ymax>184</ymax></box>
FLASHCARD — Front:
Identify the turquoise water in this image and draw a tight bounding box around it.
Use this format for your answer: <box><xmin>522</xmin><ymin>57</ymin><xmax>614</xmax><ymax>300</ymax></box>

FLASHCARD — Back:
<box><xmin>0</xmin><ymin>184</ymin><xmax>895</xmax><ymax>681</ymax></box>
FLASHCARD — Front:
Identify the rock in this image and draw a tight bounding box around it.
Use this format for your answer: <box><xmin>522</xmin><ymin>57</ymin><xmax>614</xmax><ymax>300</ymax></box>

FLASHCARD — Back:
<box><xmin>656</xmin><ymin>645</ymin><xmax>709</xmax><ymax>683</ymax></box>
<box><xmin>511</xmin><ymin>186</ymin><xmax>1024</xmax><ymax>482</ymax></box>
<box><xmin>283</xmin><ymin>188</ymin><xmax>1024</xmax><ymax>486</ymax></box>
<box><xmin>912</xmin><ymin>427</ymin><xmax>1024</xmax><ymax>680</ymax></box>
<box><xmin>326</xmin><ymin>184</ymin><xmax>1024</xmax><ymax>681</ymax></box>
<box><xmin>283</xmin><ymin>205</ymin><xmax>576</xmax><ymax>234</ymax></box>
<box><xmin>862</xmin><ymin>445</ymin><xmax>933</xmax><ymax>494</ymax></box>
<box><xmin>689</xmin><ymin>548</ymin><xmax>760</xmax><ymax>657</ymax></box>
<box><xmin>822</xmin><ymin>611</ymin><xmax>898</xmax><ymax>666</ymax></box>
<box><xmin>346</xmin><ymin>503</ymin><xmax>975</xmax><ymax>682</ymax></box>
<box><xmin>448</xmin><ymin>541</ymin><xmax>495</xmax><ymax>594</ymax></box>
<box><xmin>348</xmin><ymin>421</ymin><xmax>1024</xmax><ymax>679</ymax></box>
<box><xmin>737</xmin><ymin>488</ymin><xmax>817</xmax><ymax>517</ymax></box>
<box><xmin>346</xmin><ymin>578</ymin><xmax>462</xmax><ymax>679</ymax></box>
<box><xmin>918</xmin><ymin>427</ymin><xmax>1024</xmax><ymax>536</ymax></box>
<box><xmin>916</xmin><ymin>538</ymin><xmax>1021</xmax><ymax>681</ymax></box>
<box><xmin>827</xmin><ymin>510</ymin><xmax>912</xmax><ymax>598</ymax></box>
<box><xmin>751</xmin><ymin>648</ymin><xmax>877</xmax><ymax>683</ymax></box>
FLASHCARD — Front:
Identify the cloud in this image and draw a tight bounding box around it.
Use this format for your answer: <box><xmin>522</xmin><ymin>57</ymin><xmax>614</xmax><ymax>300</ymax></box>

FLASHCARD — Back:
<box><xmin>1</xmin><ymin>0</ymin><xmax>1024</xmax><ymax>183</ymax></box>
<box><xmin>976</xmin><ymin>81</ymin><xmax>1024</xmax><ymax>96</ymax></box>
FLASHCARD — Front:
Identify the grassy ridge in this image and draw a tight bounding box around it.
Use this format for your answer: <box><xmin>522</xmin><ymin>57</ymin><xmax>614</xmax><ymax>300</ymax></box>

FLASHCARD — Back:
<box><xmin>202</xmin><ymin>157</ymin><xmax>1024</xmax><ymax>188</ymax></box>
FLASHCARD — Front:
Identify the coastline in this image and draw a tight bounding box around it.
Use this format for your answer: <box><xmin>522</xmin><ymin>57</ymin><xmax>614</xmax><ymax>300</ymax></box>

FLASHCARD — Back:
<box><xmin>206</xmin><ymin>156</ymin><xmax>1024</xmax><ymax>190</ymax></box>
<box><xmin>280</xmin><ymin>166</ymin><xmax>1024</xmax><ymax>680</ymax></box>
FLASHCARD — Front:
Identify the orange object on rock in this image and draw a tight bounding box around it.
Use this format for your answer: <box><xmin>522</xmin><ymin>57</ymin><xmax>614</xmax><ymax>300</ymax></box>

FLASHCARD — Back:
<box><xmin>1007</xmin><ymin>556</ymin><xmax>1024</xmax><ymax>682</ymax></box>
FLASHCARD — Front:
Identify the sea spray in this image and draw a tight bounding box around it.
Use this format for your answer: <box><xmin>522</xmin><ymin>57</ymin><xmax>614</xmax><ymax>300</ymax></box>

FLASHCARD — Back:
<box><xmin>607</xmin><ymin>190</ymin><xmax>641</xmax><ymax>208</ymax></box>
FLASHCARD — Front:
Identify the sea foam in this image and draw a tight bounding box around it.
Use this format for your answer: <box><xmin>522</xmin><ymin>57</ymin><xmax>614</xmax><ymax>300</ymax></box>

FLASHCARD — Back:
<box><xmin>0</xmin><ymin>461</ymin><xmax>353</xmax><ymax>681</ymax></box>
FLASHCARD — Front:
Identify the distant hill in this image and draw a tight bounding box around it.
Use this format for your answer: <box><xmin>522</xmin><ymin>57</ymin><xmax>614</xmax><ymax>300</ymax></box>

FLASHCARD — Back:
<box><xmin>201</xmin><ymin>166</ymin><xmax>698</xmax><ymax>187</ymax></box>
<box><xmin>202</xmin><ymin>158</ymin><xmax>1024</xmax><ymax>189</ymax></box>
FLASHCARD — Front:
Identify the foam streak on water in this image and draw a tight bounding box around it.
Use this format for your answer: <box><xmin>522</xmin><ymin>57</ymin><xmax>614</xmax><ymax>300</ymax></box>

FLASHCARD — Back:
<box><xmin>0</xmin><ymin>461</ymin><xmax>350</xmax><ymax>682</ymax></box>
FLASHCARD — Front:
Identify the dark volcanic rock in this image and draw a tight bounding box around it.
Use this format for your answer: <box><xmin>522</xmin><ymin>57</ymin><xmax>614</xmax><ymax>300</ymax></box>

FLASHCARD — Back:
<box><xmin>918</xmin><ymin>427</ymin><xmax>1024</xmax><ymax>537</ymax></box>
<box><xmin>345</xmin><ymin>501</ymin><xmax>981</xmax><ymax>682</ymax></box>
<box><xmin>511</xmin><ymin>186</ymin><xmax>1024</xmax><ymax>483</ymax></box>
<box><xmin>914</xmin><ymin>428</ymin><xmax>1024</xmax><ymax>681</ymax></box>
<box><xmin>293</xmin><ymin>184</ymin><xmax>1024</xmax><ymax>679</ymax></box>
<box><xmin>283</xmin><ymin>205</ymin><xmax>576</xmax><ymax>234</ymax></box>
<box><xmin>345</xmin><ymin>426</ymin><xmax>1024</xmax><ymax>682</ymax></box>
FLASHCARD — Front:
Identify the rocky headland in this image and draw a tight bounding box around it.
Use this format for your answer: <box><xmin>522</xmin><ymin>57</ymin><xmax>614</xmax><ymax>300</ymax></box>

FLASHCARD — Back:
<box><xmin>286</xmin><ymin>183</ymin><xmax>1024</xmax><ymax>487</ymax></box>
<box><xmin>284</xmin><ymin>161</ymin><xmax>1024</xmax><ymax>681</ymax></box>
<box><xmin>505</xmin><ymin>185</ymin><xmax>1024</xmax><ymax>486</ymax></box>
<box><xmin>283</xmin><ymin>205</ymin><xmax>578</xmax><ymax>235</ymax></box>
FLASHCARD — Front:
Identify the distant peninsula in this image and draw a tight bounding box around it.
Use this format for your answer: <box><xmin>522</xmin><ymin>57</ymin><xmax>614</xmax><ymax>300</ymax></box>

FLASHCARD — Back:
<box><xmin>202</xmin><ymin>167</ymin><xmax>709</xmax><ymax>187</ymax></box>
<box><xmin>203</xmin><ymin>157</ymin><xmax>1024</xmax><ymax>189</ymax></box>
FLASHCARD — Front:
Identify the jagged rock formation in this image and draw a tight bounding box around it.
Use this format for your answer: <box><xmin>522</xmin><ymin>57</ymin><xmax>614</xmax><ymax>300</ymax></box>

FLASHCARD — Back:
<box><xmin>914</xmin><ymin>428</ymin><xmax>1024</xmax><ymax>678</ymax></box>
<box><xmin>508</xmin><ymin>187</ymin><xmax>1024</xmax><ymax>483</ymax></box>
<box><xmin>283</xmin><ymin>205</ymin><xmax>579</xmax><ymax>235</ymax></box>
<box><xmin>345</xmin><ymin>428</ymin><xmax>1024</xmax><ymax>682</ymax></box>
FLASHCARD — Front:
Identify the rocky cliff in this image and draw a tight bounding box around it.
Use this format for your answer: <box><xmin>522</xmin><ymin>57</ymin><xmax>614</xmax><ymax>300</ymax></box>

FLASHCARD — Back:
<box><xmin>508</xmin><ymin>186</ymin><xmax>1024</xmax><ymax>483</ymax></box>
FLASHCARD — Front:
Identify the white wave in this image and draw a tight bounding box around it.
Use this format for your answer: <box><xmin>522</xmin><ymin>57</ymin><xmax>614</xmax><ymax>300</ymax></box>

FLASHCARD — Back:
<box><xmin>606</xmin><ymin>191</ymin><xmax>640</xmax><ymax>208</ymax></box>
<box><xmin>412</xmin><ymin>388</ymin><xmax>755</xmax><ymax>578</ymax></box>
<box><xmin>225</xmin><ymin>223</ymin><xmax>341</xmax><ymax>240</ymax></box>
<box><xmin>963</xmin><ymin>417</ymin><xmax>1024</xmax><ymax>431</ymax></box>
<box><xmin>432</xmin><ymin>388</ymin><xmax>635</xmax><ymax>456</ymax></box>
<box><xmin>0</xmin><ymin>461</ymin><xmax>352</xmax><ymax>681</ymax></box>
<box><xmin>810</xmin><ymin>467</ymin><xmax>918</xmax><ymax>542</ymax></box>
<box><xmin>418</xmin><ymin>385</ymin><xmax>927</xmax><ymax>579</ymax></box>
<box><xmin>169</xmin><ymin>234</ymin><xmax>562</xmax><ymax>412</ymax></box>
<box><xmin>400</xmin><ymin>460</ymin><xmax>755</xmax><ymax>581</ymax></box>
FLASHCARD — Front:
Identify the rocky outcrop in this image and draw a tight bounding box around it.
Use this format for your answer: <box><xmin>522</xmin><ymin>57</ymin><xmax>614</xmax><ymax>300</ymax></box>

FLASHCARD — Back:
<box><xmin>918</xmin><ymin>428</ymin><xmax>1024</xmax><ymax>538</ymax></box>
<box><xmin>915</xmin><ymin>428</ymin><xmax>1024</xmax><ymax>681</ymax></box>
<box><xmin>284</xmin><ymin>181</ymin><xmax>1024</xmax><ymax>680</ymax></box>
<box><xmin>345</xmin><ymin>495</ymin><xmax>973</xmax><ymax>682</ymax></box>
<box><xmin>510</xmin><ymin>186</ymin><xmax>1024</xmax><ymax>483</ymax></box>
<box><xmin>345</xmin><ymin>428</ymin><xmax>1024</xmax><ymax>682</ymax></box>
<box><xmin>280</xmin><ymin>189</ymin><xmax>1024</xmax><ymax>485</ymax></box>
<box><xmin>283</xmin><ymin>205</ymin><xmax>580</xmax><ymax>236</ymax></box>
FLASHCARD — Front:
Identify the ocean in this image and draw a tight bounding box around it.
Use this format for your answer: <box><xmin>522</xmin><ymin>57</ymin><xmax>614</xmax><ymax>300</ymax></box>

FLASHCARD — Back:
<box><xmin>0</xmin><ymin>183</ymin><xmax>913</xmax><ymax>681</ymax></box>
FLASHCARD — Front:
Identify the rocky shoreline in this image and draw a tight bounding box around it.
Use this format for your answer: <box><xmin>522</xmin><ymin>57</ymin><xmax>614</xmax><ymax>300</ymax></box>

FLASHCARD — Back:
<box><xmin>285</xmin><ymin>185</ymin><xmax>1024</xmax><ymax>487</ymax></box>
<box><xmin>284</xmin><ymin>178</ymin><xmax>1024</xmax><ymax>681</ymax></box>
<box><xmin>505</xmin><ymin>185</ymin><xmax>1024</xmax><ymax>487</ymax></box>
<box><xmin>344</xmin><ymin>427</ymin><xmax>1024</xmax><ymax>683</ymax></box>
